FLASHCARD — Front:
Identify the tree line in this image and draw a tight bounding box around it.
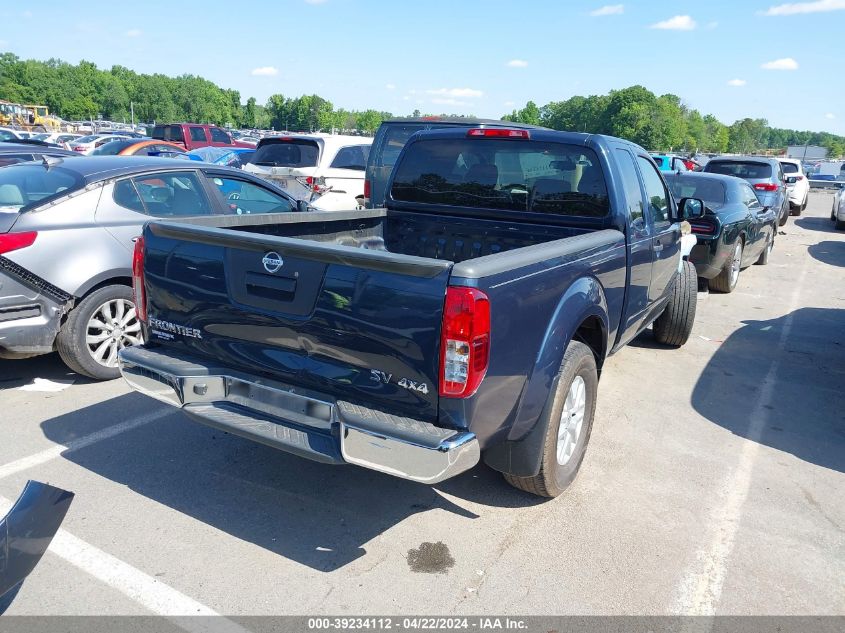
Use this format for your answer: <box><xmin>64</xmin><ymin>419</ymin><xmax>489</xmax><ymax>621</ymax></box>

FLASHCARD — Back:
<box><xmin>1</xmin><ymin>53</ymin><xmax>842</xmax><ymax>155</ymax></box>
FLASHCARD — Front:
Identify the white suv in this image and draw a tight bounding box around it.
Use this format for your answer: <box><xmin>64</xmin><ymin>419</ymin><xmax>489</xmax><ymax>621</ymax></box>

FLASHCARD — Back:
<box><xmin>779</xmin><ymin>158</ymin><xmax>809</xmax><ymax>215</ymax></box>
<box><xmin>243</xmin><ymin>134</ymin><xmax>372</xmax><ymax>211</ymax></box>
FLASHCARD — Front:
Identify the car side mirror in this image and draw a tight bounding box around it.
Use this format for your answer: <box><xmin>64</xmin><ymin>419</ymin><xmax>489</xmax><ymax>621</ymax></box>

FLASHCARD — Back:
<box><xmin>296</xmin><ymin>199</ymin><xmax>311</xmax><ymax>213</ymax></box>
<box><xmin>678</xmin><ymin>197</ymin><xmax>705</xmax><ymax>220</ymax></box>
<box><xmin>785</xmin><ymin>176</ymin><xmax>797</xmax><ymax>184</ymax></box>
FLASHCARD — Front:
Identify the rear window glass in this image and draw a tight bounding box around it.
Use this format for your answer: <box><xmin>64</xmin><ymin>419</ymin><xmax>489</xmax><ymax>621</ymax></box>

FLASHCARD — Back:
<box><xmin>667</xmin><ymin>176</ymin><xmax>726</xmax><ymax>204</ymax></box>
<box><xmin>75</xmin><ymin>135</ymin><xmax>100</xmax><ymax>143</ymax></box>
<box><xmin>781</xmin><ymin>162</ymin><xmax>799</xmax><ymax>174</ymax></box>
<box><xmin>0</xmin><ymin>165</ymin><xmax>83</xmax><ymax>212</ymax></box>
<box><xmin>706</xmin><ymin>161</ymin><xmax>772</xmax><ymax>179</ymax></box>
<box><xmin>250</xmin><ymin>140</ymin><xmax>319</xmax><ymax>167</ymax></box>
<box><xmin>391</xmin><ymin>138</ymin><xmax>609</xmax><ymax>217</ymax></box>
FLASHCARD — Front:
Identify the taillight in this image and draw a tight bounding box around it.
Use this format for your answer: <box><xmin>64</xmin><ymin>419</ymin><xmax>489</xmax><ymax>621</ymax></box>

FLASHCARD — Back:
<box><xmin>754</xmin><ymin>183</ymin><xmax>778</xmax><ymax>192</ymax></box>
<box><xmin>440</xmin><ymin>287</ymin><xmax>490</xmax><ymax>398</ymax></box>
<box><xmin>688</xmin><ymin>221</ymin><xmax>717</xmax><ymax>235</ymax></box>
<box><xmin>132</xmin><ymin>236</ymin><xmax>147</xmax><ymax>322</ymax></box>
<box><xmin>0</xmin><ymin>231</ymin><xmax>37</xmax><ymax>255</ymax></box>
<box><xmin>364</xmin><ymin>179</ymin><xmax>371</xmax><ymax>200</ymax></box>
<box><xmin>467</xmin><ymin>128</ymin><xmax>530</xmax><ymax>139</ymax></box>
<box><xmin>796</xmin><ymin>175</ymin><xmax>804</xmax><ymax>181</ymax></box>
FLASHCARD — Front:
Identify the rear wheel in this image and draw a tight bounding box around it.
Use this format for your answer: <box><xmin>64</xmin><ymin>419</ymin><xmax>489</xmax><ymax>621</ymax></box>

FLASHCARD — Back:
<box><xmin>778</xmin><ymin>205</ymin><xmax>789</xmax><ymax>226</ymax></box>
<box><xmin>653</xmin><ymin>260</ymin><xmax>698</xmax><ymax>347</ymax></box>
<box><xmin>710</xmin><ymin>241</ymin><xmax>742</xmax><ymax>293</ymax></box>
<box><xmin>756</xmin><ymin>232</ymin><xmax>774</xmax><ymax>265</ymax></box>
<box><xmin>503</xmin><ymin>341</ymin><xmax>597</xmax><ymax>498</ymax></box>
<box><xmin>56</xmin><ymin>285</ymin><xmax>141</xmax><ymax>380</ymax></box>
<box><xmin>836</xmin><ymin>219</ymin><xmax>845</xmax><ymax>231</ymax></box>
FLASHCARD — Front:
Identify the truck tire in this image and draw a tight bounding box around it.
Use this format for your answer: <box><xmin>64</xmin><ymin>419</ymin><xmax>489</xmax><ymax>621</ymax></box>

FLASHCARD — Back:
<box><xmin>653</xmin><ymin>260</ymin><xmax>697</xmax><ymax>346</ymax></box>
<box><xmin>709</xmin><ymin>241</ymin><xmax>742</xmax><ymax>294</ymax></box>
<box><xmin>837</xmin><ymin>219</ymin><xmax>845</xmax><ymax>231</ymax></box>
<box><xmin>56</xmin><ymin>285</ymin><xmax>141</xmax><ymax>380</ymax></box>
<box><xmin>502</xmin><ymin>341</ymin><xmax>597</xmax><ymax>498</ymax></box>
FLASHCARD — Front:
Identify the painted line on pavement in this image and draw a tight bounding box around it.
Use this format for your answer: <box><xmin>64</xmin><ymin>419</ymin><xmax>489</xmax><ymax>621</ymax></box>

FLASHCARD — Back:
<box><xmin>0</xmin><ymin>496</ymin><xmax>249</xmax><ymax>632</ymax></box>
<box><xmin>0</xmin><ymin>409</ymin><xmax>172</xmax><ymax>481</ymax></box>
<box><xmin>674</xmin><ymin>245</ymin><xmax>810</xmax><ymax>615</ymax></box>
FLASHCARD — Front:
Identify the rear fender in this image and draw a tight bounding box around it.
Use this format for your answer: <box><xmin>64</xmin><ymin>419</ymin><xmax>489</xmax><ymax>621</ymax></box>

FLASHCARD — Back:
<box><xmin>482</xmin><ymin>276</ymin><xmax>608</xmax><ymax>477</ymax></box>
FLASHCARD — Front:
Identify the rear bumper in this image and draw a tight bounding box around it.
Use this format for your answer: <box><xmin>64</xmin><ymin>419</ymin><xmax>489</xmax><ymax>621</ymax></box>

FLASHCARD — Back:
<box><xmin>117</xmin><ymin>346</ymin><xmax>479</xmax><ymax>484</ymax></box>
<box><xmin>0</xmin><ymin>264</ymin><xmax>70</xmax><ymax>357</ymax></box>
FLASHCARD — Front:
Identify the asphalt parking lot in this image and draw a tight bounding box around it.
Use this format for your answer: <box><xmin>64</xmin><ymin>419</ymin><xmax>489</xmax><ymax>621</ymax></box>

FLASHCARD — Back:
<box><xmin>1</xmin><ymin>192</ymin><xmax>843</xmax><ymax>617</ymax></box>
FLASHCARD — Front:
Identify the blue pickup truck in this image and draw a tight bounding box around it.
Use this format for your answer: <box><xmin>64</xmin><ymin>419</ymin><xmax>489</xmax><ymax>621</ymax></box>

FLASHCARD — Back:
<box><xmin>118</xmin><ymin>127</ymin><xmax>703</xmax><ymax>497</ymax></box>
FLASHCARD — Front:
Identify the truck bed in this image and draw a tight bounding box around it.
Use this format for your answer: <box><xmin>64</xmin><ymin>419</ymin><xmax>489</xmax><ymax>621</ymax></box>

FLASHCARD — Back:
<box><xmin>167</xmin><ymin>208</ymin><xmax>589</xmax><ymax>264</ymax></box>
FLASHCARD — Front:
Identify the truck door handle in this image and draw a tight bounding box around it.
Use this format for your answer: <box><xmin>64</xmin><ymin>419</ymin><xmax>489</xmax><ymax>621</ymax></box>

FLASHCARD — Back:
<box><xmin>654</xmin><ymin>244</ymin><xmax>664</xmax><ymax>253</ymax></box>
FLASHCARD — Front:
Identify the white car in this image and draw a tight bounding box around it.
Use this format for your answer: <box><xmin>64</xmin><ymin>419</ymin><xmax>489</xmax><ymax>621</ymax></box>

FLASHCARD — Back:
<box><xmin>779</xmin><ymin>158</ymin><xmax>809</xmax><ymax>215</ymax></box>
<box><xmin>32</xmin><ymin>132</ymin><xmax>84</xmax><ymax>148</ymax></box>
<box><xmin>0</xmin><ymin>127</ymin><xmax>24</xmax><ymax>141</ymax></box>
<box><xmin>831</xmin><ymin>187</ymin><xmax>845</xmax><ymax>230</ymax></box>
<box><xmin>70</xmin><ymin>133</ymin><xmax>132</xmax><ymax>155</ymax></box>
<box><xmin>243</xmin><ymin>134</ymin><xmax>373</xmax><ymax>211</ymax></box>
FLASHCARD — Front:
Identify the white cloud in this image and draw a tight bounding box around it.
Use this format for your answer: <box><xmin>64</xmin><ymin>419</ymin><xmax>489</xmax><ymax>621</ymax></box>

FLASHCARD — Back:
<box><xmin>431</xmin><ymin>98</ymin><xmax>470</xmax><ymax>107</ymax></box>
<box><xmin>650</xmin><ymin>15</ymin><xmax>697</xmax><ymax>30</ymax></box>
<box><xmin>761</xmin><ymin>57</ymin><xmax>799</xmax><ymax>70</ymax></box>
<box><xmin>385</xmin><ymin>83</ymin><xmax>396</xmax><ymax>91</ymax></box>
<box><xmin>762</xmin><ymin>0</ymin><xmax>845</xmax><ymax>15</ymax></box>
<box><xmin>589</xmin><ymin>4</ymin><xmax>624</xmax><ymax>16</ymax></box>
<box><xmin>727</xmin><ymin>79</ymin><xmax>747</xmax><ymax>87</ymax></box>
<box><xmin>506</xmin><ymin>59</ymin><xmax>528</xmax><ymax>68</ymax></box>
<box><xmin>251</xmin><ymin>66</ymin><xmax>279</xmax><ymax>76</ymax></box>
<box><xmin>425</xmin><ymin>87</ymin><xmax>483</xmax><ymax>98</ymax></box>
<box><xmin>825</xmin><ymin>113</ymin><xmax>836</xmax><ymax>119</ymax></box>
<box><xmin>126</xmin><ymin>29</ymin><xmax>142</xmax><ymax>37</ymax></box>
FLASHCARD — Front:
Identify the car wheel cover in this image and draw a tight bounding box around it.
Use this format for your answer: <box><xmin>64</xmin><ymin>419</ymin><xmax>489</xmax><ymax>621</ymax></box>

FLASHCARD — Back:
<box><xmin>85</xmin><ymin>299</ymin><xmax>141</xmax><ymax>367</ymax></box>
<box><xmin>557</xmin><ymin>375</ymin><xmax>586</xmax><ymax>466</ymax></box>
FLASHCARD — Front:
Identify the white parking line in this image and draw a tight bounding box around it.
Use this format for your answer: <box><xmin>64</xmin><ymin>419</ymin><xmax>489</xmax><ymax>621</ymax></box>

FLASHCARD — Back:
<box><xmin>0</xmin><ymin>497</ymin><xmax>248</xmax><ymax>632</ymax></box>
<box><xmin>675</xmin><ymin>257</ymin><xmax>810</xmax><ymax>615</ymax></box>
<box><xmin>0</xmin><ymin>409</ymin><xmax>172</xmax><ymax>481</ymax></box>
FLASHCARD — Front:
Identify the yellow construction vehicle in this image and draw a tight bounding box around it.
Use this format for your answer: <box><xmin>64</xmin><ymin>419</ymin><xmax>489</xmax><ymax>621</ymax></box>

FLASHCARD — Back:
<box><xmin>23</xmin><ymin>105</ymin><xmax>62</xmax><ymax>131</ymax></box>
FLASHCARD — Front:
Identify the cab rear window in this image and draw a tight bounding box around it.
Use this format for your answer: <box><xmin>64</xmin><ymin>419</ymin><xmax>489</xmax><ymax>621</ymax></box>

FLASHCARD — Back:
<box><xmin>390</xmin><ymin>138</ymin><xmax>609</xmax><ymax>217</ymax></box>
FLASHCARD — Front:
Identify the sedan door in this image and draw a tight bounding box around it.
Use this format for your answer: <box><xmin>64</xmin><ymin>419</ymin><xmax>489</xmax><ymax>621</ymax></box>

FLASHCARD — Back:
<box><xmin>742</xmin><ymin>183</ymin><xmax>776</xmax><ymax>262</ymax></box>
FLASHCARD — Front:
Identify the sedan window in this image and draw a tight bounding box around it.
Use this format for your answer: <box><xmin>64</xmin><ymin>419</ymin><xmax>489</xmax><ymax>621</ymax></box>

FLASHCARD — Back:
<box><xmin>128</xmin><ymin>171</ymin><xmax>213</xmax><ymax>217</ymax></box>
<box><xmin>205</xmin><ymin>175</ymin><xmax>295</xmax><ymax>214</ymax></box>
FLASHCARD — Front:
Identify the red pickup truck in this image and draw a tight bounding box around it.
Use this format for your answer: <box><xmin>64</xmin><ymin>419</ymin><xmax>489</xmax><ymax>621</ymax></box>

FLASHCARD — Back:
<box><xmin>151</xmin><ymin>123</ymin><xmax>252</xmax><ymax>151</ymax></box>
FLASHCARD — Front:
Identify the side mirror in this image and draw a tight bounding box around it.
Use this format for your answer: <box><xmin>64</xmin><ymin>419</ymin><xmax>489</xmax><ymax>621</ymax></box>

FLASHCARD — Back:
<box><xmin>785</xmin><ymin>176</ymin><xmax>797</xmax><ymax>184</ymax></box>
<box><xmin>678</xmin><ymin>197</ymin><xmax>705</xmax><ymax>220</ymax></box>
<box><xmin>296</xmin><ymin>199</ymin><xmax>311</xmax><ymax>213</ymax></box>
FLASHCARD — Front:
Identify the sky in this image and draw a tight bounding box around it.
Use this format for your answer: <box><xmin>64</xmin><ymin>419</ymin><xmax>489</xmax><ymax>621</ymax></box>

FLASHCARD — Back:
<box><xmin>1</xmin><ymin>0</ymin><xmax>844</xmax><ymax>134</ymax></box>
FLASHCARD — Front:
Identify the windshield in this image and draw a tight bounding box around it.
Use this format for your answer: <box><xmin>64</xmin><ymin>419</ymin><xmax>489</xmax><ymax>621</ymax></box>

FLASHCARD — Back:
<box><xmin>667</xmin><ymin>175</ymin><xmax>726</xmax><ymax>204</ymax></box>
<box><xmin>250</xmin><ymin>139</ymin><xmax>319</xmax><ymax>167</ymax></box>
<box><xmin>391</xmin><ymin>138</ymin><xmax>609</xmax><ymax>217</ymax></box>
<box><xmin>706</xmin><ymin>161</ymin><xmax>772</xmax><ymax>179</ymax></box>
<box><xmin>0</xmin><ymin>165</ymin><xmax>84</xmax><ymax>212</ymax></box>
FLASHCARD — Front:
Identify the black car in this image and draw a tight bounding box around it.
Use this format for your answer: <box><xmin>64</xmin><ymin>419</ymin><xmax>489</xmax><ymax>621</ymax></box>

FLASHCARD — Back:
<box><xmin>0</xmin><ymin>140</ymin><xmax>79</xmax><ymax>167</ymax></box>
<box><xmin>666</xmin><ymin>172</ymin><xmax>777</xmax><ymax>293</ymax></box>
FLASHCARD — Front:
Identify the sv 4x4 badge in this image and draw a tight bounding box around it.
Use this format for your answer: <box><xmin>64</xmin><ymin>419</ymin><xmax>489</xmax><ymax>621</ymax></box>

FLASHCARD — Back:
<box><xmin>370</xmin><ymin>370</ymin><xmax>429</xmax><ymax>395</ymax></box>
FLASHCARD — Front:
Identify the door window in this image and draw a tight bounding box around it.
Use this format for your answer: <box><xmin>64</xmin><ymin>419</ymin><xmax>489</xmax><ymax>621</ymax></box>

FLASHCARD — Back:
<box><xmin>210</xmin><ymin>128</ymin><xmax>232</xmax><ymax>144</ymax></box>
<box><xmin>615</xmin><ymin>149</ymin><xmax>644</xmax><ymax>223</ymax></box>
<box><xmin>189</xmin><ymin>127</ymin><xmax>207</xmax><ymax>142</ymax></box>
<box><xmin>205</xmin><ymin>175</ymin><xmax>295</xmax><ymax>214</ymax></box>
<box><xmin>122</xmin><ymin>171</ymin><xmax>212</xmax><ymax>217</ymax></box>
<box><xmin>113</xmin><ymin>179</ymin><xmax>146</xmax><ymax>213</ymax></box>
<box><xmin>637</xmin><ymin>156</ymin><xmax>671</xmax><ymax>226</ymax></box>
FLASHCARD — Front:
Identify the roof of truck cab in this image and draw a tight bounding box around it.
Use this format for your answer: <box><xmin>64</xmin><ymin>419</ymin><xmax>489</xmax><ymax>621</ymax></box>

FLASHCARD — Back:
<box><xmin>381</xmin><ymin>117</ymin><xmax>544</xmax><ymax>129</ymax></box>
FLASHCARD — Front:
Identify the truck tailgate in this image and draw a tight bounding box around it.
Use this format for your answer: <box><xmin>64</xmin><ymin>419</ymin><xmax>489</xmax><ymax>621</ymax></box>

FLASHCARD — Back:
<box><xmin>141</xmin><ymin>221</ymin><xmax>452</xmax><ymax>423</ymax></box>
